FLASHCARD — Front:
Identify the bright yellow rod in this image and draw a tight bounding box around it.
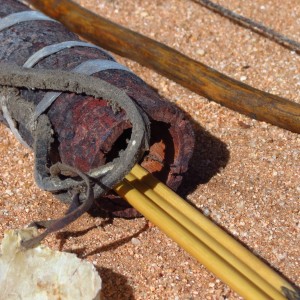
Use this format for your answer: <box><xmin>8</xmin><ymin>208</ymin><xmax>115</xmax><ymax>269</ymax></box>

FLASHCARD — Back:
<box><xmin>130</xmin><ymin>164</ymin><xmax>295</xmax><ymax>295</ymax></box>
<box><xmin>115</xmin><ymin>179</ymin><xmax>272</xmax><ymax>300</ymax></box>
<box><xmin>124</xmin><ymin>172</ymin><xmax>286</xmax><ymax>300</ymax></box>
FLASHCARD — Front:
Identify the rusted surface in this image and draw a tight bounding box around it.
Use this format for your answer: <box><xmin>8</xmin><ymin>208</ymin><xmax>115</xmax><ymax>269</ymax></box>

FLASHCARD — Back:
<box><xmin>0</xmin><ymin>0</ymin><xmax>194</xmax><ymax>216</ymax></box>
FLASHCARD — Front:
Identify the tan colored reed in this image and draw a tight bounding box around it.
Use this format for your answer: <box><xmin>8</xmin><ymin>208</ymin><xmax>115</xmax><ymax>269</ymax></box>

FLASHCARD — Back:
<box><xmin>114</xmin><ymin>165</ymin><xmax>296</xmax><ymax>300</ymax></box>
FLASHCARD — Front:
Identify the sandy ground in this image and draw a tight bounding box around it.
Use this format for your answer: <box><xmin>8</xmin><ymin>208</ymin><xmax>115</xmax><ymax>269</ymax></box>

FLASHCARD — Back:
<box><xmin>0</xmin><ymin>0</ymin><xmax>299</xmax><ymax>299</ymax></box>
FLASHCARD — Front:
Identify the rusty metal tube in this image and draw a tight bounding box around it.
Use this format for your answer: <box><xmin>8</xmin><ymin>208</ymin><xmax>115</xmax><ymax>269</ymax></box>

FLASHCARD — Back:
<box><xmin>0</xmin><ymin>0</ymin><xmax>194</xmax><ymax>217</ymax></box>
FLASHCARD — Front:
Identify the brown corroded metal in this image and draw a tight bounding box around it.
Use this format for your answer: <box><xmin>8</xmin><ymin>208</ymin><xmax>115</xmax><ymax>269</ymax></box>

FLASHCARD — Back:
<box><xmin>0</xmin><ymin>0</ymin><xmax>194</xmax><ymax>216</ymax></box>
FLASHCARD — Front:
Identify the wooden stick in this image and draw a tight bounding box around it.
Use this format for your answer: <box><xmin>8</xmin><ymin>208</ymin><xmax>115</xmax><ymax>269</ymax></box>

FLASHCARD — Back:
<box><xmin>27</xmin><ymin>0</ymin><xmax>300</xmax><ymax>133</ymax></box>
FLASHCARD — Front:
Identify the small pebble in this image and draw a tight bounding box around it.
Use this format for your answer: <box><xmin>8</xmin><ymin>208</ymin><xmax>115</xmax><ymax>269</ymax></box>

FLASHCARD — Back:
<box><xmin>131</xmin><ymin>237</ymin><xmax>141</xmax><ymax>246</ymax></box>
<box><xmin>5</xmin><ymin>190</ymin><xmax>13</xmax><ymax>196</ymax></box>
<box><xmin>196</xmin><ymin>49</ymin><xmax>205</xmax><ymax>56</ymax></box>
<box><xmin>203</xmin><ymin>207</ymin><xmax>211</xmax><ymax>216</ymax></box>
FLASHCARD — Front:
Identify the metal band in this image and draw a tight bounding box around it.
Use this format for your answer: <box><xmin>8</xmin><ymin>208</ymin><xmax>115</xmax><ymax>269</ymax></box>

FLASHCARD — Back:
<box><xmin>23</xmin><ymin>41</ymin><xmax>114</xmax><ymax>68</ymax></box>
<box><xmin>72</xmin><ymin>59</ymin><xmax>132</xmax><ymax>74</ymax></box>
<box><xmin>0</xmin><ymin>11</ymin><xmax>57</xmax><ymax>32</ymax></box>
<box><xmin>1</xmin><ymin>103</ymin><xmax>30</xmax><ymax>148</ymax></box>
<box><xmin>34</xmin><ymin>59</ymin><xmax>133</xmax><ymax>119</ymax></box>
<box><xmin>0</xmin><ymin>9</ymin><xmax>57</xmax><ymax>148</ymax></box>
